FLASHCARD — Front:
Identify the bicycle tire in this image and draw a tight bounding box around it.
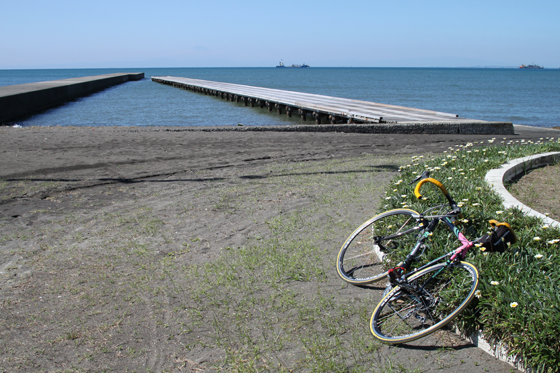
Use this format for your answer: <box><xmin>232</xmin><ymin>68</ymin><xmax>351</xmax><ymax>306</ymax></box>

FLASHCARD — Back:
<box><xmin>370</xmin><ymin>261</ymin><xmax>479</xmax><ymax>344</ymax></box>
<box><xmin>337</xmin><ymin>209</ymin><xmax>421</xmax><ymax>285</ymax></box>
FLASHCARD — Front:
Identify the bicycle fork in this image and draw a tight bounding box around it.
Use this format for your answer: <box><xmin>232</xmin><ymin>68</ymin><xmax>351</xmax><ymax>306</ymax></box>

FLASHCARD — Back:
<box><xmin>388</xmin><ymin>218</ymin><xmax>439</xmax><ymax>283</ymax></box>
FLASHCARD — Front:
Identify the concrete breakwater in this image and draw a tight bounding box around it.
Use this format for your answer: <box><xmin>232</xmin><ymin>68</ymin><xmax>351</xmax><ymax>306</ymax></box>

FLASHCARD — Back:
<box><xmin>0</xmin><ymin>73</ymin><xmax>144</xmax><ymax>123</ymax></box>
<box><xmin>152</xmin><ymin>76</ymin><xmax>514</xmax><ymax>134</ymax></box>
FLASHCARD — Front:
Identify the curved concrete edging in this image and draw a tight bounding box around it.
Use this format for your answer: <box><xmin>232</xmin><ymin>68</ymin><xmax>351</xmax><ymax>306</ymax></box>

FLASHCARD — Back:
<box><xmin>485</xmin><ymin>151</ymin><xmax>560</xmax><ymax>228</ymax></box>
<box><xmin>468</xmin><ymin>151</ymin><xmax>560</xmax><ymax>372</ymax></box>
<box><xmin>457</xmin><ymin>328</ymin><xmax>529</xmax><ymax>372</ymax></box>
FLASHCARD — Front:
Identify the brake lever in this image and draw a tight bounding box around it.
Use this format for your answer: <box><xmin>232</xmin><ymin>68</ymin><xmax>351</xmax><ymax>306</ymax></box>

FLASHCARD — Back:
<box><xmin>409</xmin><ymin>170</ymin><xmax>431</xmax><ymax>185</ymax></box>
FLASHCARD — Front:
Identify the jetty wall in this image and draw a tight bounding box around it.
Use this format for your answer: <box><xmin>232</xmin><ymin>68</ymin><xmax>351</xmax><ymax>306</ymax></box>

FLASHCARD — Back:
<box><xmin>0</xmin><ymin>73</ymin><xmax>144</xmax><ymax>123</ymax></box>
<box><xmin>153</xmin><ymin>76</ymin><xmax>514</xmax><ymax>134</ymax></box>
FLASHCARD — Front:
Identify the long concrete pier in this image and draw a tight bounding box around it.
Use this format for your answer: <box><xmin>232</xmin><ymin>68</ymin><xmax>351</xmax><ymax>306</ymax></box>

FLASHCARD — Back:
<box><xmin>0</xmin><ymin>73</ymin><xmax>144</xmax><ymax>123</ymax></box>
<box><xmin>153</xmin><ymin>76</ymin><xmax>514</xmax><ymax>134</ymax></box>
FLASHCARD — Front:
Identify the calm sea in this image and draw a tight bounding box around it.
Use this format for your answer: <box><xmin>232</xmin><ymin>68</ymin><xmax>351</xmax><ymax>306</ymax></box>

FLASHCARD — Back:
<box><xmin>1</xmin><ymin>68</ymin><xmax>559</xmax><ymax>128</ymax></box>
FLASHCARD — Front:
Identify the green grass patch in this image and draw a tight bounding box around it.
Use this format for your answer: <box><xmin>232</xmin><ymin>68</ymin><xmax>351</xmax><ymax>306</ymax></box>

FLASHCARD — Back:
<box><xmin>3</xmin><ymin>154</ymin><xmax>427</xmax><ymax>372</ymax></box>
<box><xmin>382</xmin><ymin>136</ymin><xmax>560</xmax><ymax>372</ymax></box>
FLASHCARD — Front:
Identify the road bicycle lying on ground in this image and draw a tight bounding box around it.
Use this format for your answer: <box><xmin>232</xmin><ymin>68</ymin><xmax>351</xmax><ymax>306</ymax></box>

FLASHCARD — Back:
<box><xmin>336</xmin><ymin>171</ymin><xmax>517</xmax><ymax>344</ymax></box>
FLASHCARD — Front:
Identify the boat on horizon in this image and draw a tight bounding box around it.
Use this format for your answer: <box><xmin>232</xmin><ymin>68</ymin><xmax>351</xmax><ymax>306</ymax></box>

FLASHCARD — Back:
<box><xmin>276</xmin><ymin>61</ymin><xmax>309</xmax><ymax>68</ymax></box>
<box><xmin>519</xmin><ymin>63</ymin><xmax>544</xmax><ymax>69</ymax></box>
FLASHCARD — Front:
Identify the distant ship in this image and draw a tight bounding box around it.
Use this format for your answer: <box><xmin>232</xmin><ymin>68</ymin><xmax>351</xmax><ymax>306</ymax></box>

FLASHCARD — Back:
<box><xmin>276</xmin><ymin>61</ymin><xmax>309</xmax><ymax>68</ymax></box>
<box><xmin>519</xmin><ymin>63</ymin><xmax>544</xmax><ymax>69</ymax></box>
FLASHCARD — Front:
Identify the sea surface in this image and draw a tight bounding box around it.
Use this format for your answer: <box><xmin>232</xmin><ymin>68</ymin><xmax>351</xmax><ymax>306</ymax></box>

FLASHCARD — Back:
<box><xmin>1</xmin><ymin>67</ymin><xmax>559</xmax><ymax>128</ymax></box>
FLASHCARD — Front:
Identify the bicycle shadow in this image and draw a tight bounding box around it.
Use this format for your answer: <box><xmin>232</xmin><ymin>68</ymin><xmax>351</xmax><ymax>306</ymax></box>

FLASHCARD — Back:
<box><xmin>396</xmin><ymin>341</ymin><xmax>476</xmax><ymax>351</ymax></box>
<box><xmin>392</xmin><ymin>328</ymin><xmax>477</xmax><ymax>351</ymax></box>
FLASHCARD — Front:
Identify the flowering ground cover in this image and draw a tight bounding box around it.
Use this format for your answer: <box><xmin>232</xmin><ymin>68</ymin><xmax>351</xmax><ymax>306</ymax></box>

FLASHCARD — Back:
<box><xmin>383</xmin><ymin>136</ymin><xmax>560</xmax><ymax>372</ymax></box>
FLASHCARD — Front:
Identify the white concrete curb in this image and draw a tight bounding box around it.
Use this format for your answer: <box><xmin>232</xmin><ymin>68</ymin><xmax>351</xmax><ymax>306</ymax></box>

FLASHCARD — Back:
<box><xmin>472</xmin><ymin>151</ymin><xmax>560</xmax><ymax>372</ymax></box>
<box><xmin>485</xmin><ymin>151</ymin><xmax>560</xmax><ymax>228</ymax></box>
<box><xmin>459</xmin><ymin>329</ymin><xmax>530</xmax><ymax>372</ymax></box>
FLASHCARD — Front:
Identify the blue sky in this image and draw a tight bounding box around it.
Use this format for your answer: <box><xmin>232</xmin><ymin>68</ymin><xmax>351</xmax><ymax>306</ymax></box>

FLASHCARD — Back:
<box><xmin>2</xmin><ymin>0</ymin><xmax>559</xmax><ymax>68</ymax></box>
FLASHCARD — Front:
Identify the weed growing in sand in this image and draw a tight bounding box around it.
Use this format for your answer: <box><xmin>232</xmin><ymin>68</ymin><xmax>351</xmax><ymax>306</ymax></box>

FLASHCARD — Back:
<box><xmin>0</xmin><ymin>154</ymin><xmax>438</xmax><ymax>372</ymax></box>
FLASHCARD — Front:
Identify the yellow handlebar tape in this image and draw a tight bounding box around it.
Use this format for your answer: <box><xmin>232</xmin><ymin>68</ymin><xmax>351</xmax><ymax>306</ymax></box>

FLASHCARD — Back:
<box><xmin>414</xmin><ymin>178</ymin><xmax>450</xmax><ymax>199</ymax></box>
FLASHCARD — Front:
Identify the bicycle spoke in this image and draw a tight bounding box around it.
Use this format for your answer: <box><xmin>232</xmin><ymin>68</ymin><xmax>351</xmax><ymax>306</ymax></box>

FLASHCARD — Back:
<box><xmin>337</xmin><ymin>209</ymin><xmax>420</xmax><ymax>284</ymax></box>
<box><xmin>371</xmin><ymin>262</ymin><xmax>478</xmax><ymax>344</ymax></box>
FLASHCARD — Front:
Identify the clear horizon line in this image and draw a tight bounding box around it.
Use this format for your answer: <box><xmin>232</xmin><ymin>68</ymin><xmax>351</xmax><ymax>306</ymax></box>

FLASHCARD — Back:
<box><xmin>4</xmin><ymin>65</ymin><xmax>556</xmax><ymax>71</ymax></box>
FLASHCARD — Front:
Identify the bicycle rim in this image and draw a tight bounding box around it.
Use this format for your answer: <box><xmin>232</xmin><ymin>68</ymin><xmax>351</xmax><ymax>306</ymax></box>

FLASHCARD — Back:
<box><xmin>336</xmin><ymin>209</ymin><xmax>420</xmax><ymax>285</ymax></box>
<box><xmin>370</xmin><ymin>261</ymin><xmax>479</xmax><ymax>344</ymax></box>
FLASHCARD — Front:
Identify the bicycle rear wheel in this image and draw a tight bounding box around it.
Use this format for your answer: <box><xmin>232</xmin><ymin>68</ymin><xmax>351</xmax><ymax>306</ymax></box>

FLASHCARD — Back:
<box><xmin>370</xmin><ymin>261</ymin><xmax>479</xmax><ymax>344</ymax></box>
<box><xmin>337</xmin><ymin>209</ymin><xmax>421</xmax><ymax>285</ymax></box>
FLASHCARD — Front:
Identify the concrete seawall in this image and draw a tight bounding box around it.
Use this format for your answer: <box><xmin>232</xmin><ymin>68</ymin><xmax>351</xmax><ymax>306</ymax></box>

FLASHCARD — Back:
<box><xmin>0</xmin><ymin>73</ymin><xmax>144</xmax><ymax>123</ymax></box>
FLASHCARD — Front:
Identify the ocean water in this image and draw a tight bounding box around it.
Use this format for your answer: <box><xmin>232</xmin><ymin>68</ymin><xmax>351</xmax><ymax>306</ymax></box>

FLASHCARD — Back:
<box><xmin>1</xmin><ymin>67</ymin><xmax>559</xmax><ymax>127</ymax></box>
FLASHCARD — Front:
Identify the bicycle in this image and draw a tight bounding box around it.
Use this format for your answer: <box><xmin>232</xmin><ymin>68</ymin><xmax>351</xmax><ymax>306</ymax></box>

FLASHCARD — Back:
<box><xmin>336</xmin><ymin>171</ymin><xmax>513</xmax><ymax>344</ymax></box>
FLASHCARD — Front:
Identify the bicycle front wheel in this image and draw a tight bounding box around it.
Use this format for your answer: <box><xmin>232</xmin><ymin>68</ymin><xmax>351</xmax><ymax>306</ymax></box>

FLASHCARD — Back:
<box><xmin>370</xmin><ymin>261</ymin><xmax>479</xmax><ymax>344</ymax></box>
<box><xmin>337</xmin><ymin>209</ymin><xmax>421</xmax><ymax>285</ymax></box>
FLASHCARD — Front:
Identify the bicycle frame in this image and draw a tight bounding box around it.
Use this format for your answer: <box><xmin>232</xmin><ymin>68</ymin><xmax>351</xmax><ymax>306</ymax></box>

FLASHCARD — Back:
<box><xmin>398</xmin><ymin>214</ymin><xmax>474</xmax><ymax>282</ymax></box>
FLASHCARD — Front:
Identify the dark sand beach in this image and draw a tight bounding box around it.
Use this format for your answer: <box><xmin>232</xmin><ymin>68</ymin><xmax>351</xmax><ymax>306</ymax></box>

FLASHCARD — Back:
<box><xmin>1</xmin><ymin>124</ymin><xmax>557</xmax><ymax>372</ymax></box>
<box><xmin>2</xmin><ymin>125</ymin><xmax>555</xmax><ymax>186</ymax></box>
